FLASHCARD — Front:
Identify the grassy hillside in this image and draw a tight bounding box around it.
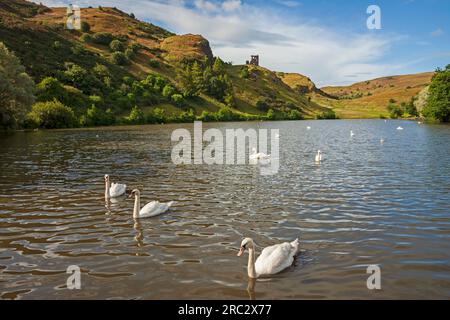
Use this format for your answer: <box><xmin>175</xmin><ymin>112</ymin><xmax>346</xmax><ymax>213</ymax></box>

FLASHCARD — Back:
<box><xmin>317</xmin><ymin>72</ymin><xmax>434</xmax><ymax>118</ymax></box>
<box><xmin>0</xmin><ymin>0</ymin><xmax>328</xmax><ymax>126</ymax></box>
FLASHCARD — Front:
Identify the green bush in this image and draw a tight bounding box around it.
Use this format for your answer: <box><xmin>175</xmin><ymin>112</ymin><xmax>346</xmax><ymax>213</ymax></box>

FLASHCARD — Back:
<box><xmin>316</xmin><ymin>110</ymin><xmax>337</xmax><ymax>120</ymax></box>
<box><xmin>240</xmin><ymin>66</ymin><xmax>250</xmax><ymax>79</ymax></box>
<box><xmin>256</xmin><ymin>100</ymin><xmax>269</xmax><ymax>112</ymax></box>
<box><xmin>171</xmin><ymin>94</ymin><xmax>185</xmax><ymax>107</ymax></box>
<box><xmin>197</xmin><ymin>110</ymin><xmax>216</xmax><ymax>122</ymax></box>
<box><xmin>27</xmin><ymin>100</ymin><xmax>76</xmax><ymax>129</ymax></box>
<box><xmin>80</xmin><ymin>21</ymin><xmax>90</xmax><ymax>33</ymax></box>
<box><xmin>146</xmin><ymin>108</ymin><xmax>167</xmax><ymax>124</ymax></box>
<box><xmin>127</xmin><ymin>106</ymin><xmax>145</xmax><ymax>124</ymax></box>
<box><xmin>92</xmin><ymin>32</ymin><xmax>114</xmax><ymax>45</ymax></box>
<box><xmin>80</xmin><ymin>33</ymin><xmax>92</xmax><ymax>43</ymax></box>
<box><xmin>266</xmin><ymin>109</ymin><xmax>276</xmax><ymax>120</ymax></box>
<box><xmin>81</xmin><ymin>105</ymin><xmax>115</xmax><ymax>126</ymax></box>
<box><xmin>124</xmin><ymin>48</ymin><xmax>135</xmax><ymax>60</ymax></box>
<box><xmin>148</xmin><ymin>59</ymin><xmax>160</xmax><ymax>68</ymax></box>
<box><xmin>109</xmin><ymin>39</ymin><xmax>125</xmax><ymax>52</ymax></box>
<box><xmin>162</xmin><ymin>84</ymin><xmax>175</xmax><ymax>98</ymax></box>
<box><xmin>287</xmin><ymin>109</ymin><xmax>303</xmax><ymax>120</ymax></box>
<box><xmin>387</xmin><ymin>103</ymin><xmax>403</xmax><ymax>119</ymax></box>
<box><xmin>111</xmin><ymin>52</ymin><xmax>129</xmax><ymax>65</ymax></box>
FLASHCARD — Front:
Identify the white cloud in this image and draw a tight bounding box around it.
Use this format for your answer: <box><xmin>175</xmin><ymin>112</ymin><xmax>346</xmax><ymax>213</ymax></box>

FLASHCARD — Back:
<box><xmin>36</xmin><ymin>0</ymin><xmax>401</xmax><ymax>86</ymax></box>
<box><xmin>222</xmin><ymin>0</ymin><xmax>241</xmax><ymax>12</ymax></box>
<box><xmin>430</xmin><ymin>28</ymin><xmax>444</xmax><ymax>37</ymax></box>
<box><xmin>195</xmin><ymin>0</ymin><xmax>218</xmax><ymax>12</ymax></box>
<box><xmin>277</xmin><ymin>1</ymin><xmax>301</xmax><ymax>8</ymax></box>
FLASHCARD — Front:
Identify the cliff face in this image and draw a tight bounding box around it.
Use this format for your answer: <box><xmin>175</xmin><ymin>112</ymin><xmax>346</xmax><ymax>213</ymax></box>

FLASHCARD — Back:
<box><xmin>160</xmin><ymin>34</ymin><xmax>214</xmax><ymax>63</ymax></box>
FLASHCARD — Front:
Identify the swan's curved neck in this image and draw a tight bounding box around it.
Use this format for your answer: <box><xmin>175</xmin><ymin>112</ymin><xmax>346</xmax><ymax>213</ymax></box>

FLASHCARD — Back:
<box><xmin>105</xmin><ymin>180</ymin><xmax>111</xmax><ymax>199</ymax></box>
<box><xmin>133</xmin><ymin>194</ymin><xmax>141</xmax><ymax>219</ymax></box>
<box><xmin>247</xmin><ymin>248</ymin><xmax>257</xmax><ymax>279</ymax></box>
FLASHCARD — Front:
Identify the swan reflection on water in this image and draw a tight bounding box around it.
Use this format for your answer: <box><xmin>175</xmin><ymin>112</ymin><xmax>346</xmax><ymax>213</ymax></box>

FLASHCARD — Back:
<box><xmin>247</xmin><ymin>277</ymin><xmax>256</xmax><ymax>300</ymax></box>
<box><xmin>133</xmin><ymin>219</ymin><xmax>145</xmax><ymax>249</ymax></box>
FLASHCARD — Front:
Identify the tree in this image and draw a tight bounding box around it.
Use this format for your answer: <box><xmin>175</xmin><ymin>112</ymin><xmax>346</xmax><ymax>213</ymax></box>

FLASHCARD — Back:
<box><xmin>387</xmin><ymin>102</ymin><xmax>403</xmax><ymax>119</ymax></box>
<box><xmin>109</xmin><ymin>39</ymin><xmax>125</xmax><ymax>52</ymax></box>
<box><xmin>266</xmin><ymin>109</ymin><xmax>276</xmax><ymax>120</ymax></box>
<box><xmin>124</xmin><ymin>48</ymin><xmax>135</xmax><ymax>60</ymax></box>
<box><xmin>0</xmin><ymin>42</ymin><xmax>35</xmax><ymax>128</ymax></box>
<box><xmin>171</xmin><ymin>94</ymin><xmax>185</xmax><ymax>107</ymax></box>
<box><xmin>239</xmin><ymin>66</ymin><xmax>249</xmax><ymax>79</ymax></box>
<box><xmin>256</xmin><ymin>100</ymin><xmax>269</xmax><ymax>112</ymax></box>
<box><xmin>127</xmin><ymin>106</ymin><xmax>145</xmax><ymax>124</ymax></box>
<box><xmin>162</xmin><ymin>84</ymin><xmax>175</xmax><ymax>98</ymax></box>
<box><xmin>26</xmin><ymin>100</ymin><xmax>76</xmax><ymax>129</ymax></box>
<box><xmin>422</xmin><ymin>65</ymin><xmax>450</xmax><ymax>122</ymax></box>
<box><xmin>405</xmin><ymin>98</ymin><xmax>419</xmax><ymax>117</ymax></box>
<box><xmin>111</xmin><ymin>52</ymin><xmax>129</xmax><ymax>65</ymax></box>
<box><xmin>80</xmin><ymin>21</ymin><xmax>90</xmax><ymax>33</ymax></box>
<box><xmin>212</xmin><ymin>57</ymin><xmax>225</xmax><ymax>75</ymax></box>
<box><xmin>36</xmin><ymin>77</ymin><xmax>66</xmax><ymax>103</ymax></box>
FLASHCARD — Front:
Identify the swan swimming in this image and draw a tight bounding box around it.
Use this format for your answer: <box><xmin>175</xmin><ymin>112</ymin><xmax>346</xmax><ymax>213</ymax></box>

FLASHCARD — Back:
<box><xmin>129</xmin><ymin>189</ymin><xmax>174</xmax><ymax>219</ymax></box>
<box><xmin>350</xmin><ymin>130</ymin><xmax>355</xmax><ymax>137</ymax></box>
<box><xmin>249</xmin><ymin>148</ymin><xmax>271</xmax><ymax>161</ymax></box>
<box><xmin>104</xmin><ymin>175</ymin><xmax>126</xmax><ymax>199</ymax></box>
<box><xmin>306</xmin><ymin>126</ymin><xmax>311</xmax><ymax>130</ymax></box>
<box><xmin>397</xmin><ymin>126</ymin><xmax>404</xmax><ymax>130</ymax></box>
<box><xmin>237</xmin><ymin>238</ymin><xmax>299</xmax><ymax>278</ymax></box>
<box><xmin>315</xmin><ymin>150</ymin><xmax>323</xmax><ymax>162</ymax></box>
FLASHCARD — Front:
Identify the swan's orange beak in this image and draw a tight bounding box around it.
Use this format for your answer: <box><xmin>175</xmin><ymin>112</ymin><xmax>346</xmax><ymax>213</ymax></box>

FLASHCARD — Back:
<box><xmin>237</xmin><ymin>247</ymin><xmax>245</xmax><ymax>257</ymax></box>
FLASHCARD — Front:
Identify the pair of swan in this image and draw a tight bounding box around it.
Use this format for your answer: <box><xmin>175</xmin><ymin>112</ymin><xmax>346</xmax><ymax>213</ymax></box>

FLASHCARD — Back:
<box><xmin>104</xmin><ymin>175</ymin><xmax>174</xmax><ymax>219</ymax></box>
<box><xmin>237</xmin><ymin>237</ymin><xmax>300</xmax><ymax>278</ymax></box>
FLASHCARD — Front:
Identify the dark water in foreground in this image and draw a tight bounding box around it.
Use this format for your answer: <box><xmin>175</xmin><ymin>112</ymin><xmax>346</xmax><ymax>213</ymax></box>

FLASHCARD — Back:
<box><xmin>0</xmin><ymin>120</ymin><xmax>449</xmax><ymax>299</ymax></box>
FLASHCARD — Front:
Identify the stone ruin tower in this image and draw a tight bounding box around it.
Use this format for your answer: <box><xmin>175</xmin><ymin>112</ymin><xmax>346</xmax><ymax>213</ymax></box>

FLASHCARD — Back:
<box><xmin>246</xmin><ymin>55</ymin><xmax>259</xmax><ymax>66</ymax></box>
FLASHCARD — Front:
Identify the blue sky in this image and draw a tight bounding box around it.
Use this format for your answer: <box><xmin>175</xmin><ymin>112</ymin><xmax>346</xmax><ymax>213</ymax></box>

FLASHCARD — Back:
<box><xmin>38</xmin><ymin>0</ymin><xmax>450</xmax><ymax>86</ymax></box>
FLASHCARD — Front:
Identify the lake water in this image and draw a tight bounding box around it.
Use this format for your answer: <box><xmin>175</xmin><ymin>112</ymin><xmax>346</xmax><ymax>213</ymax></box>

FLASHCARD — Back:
<box><xmin>0</xmin><ymin>120</ymin><xmax>449</xmax><ymax>300</ymax></box>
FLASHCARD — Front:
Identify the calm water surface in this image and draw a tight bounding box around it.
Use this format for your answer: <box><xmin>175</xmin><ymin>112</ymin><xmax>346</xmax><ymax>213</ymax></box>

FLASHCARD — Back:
<box><xmin>0</xmin><ymin>120</ymin><xmax>449</xmax><ymax>299</ymax></box>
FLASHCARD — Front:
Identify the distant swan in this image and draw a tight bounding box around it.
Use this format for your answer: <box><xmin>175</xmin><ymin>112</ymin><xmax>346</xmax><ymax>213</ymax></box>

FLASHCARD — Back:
<box><xmin>104</xmin><ymin>175</ymin><xmax>126</xmax><ymax>199</ymax></box>
<box><xmin>249</xmin><ymin>148</ymin><xmax>271</xmax><ymax>161</ymax></box>
<box><xmin>315</xmin><ymin>150</ymin><xmax>323</xmax><ymax>162</ymax></box>
<box><xmin>129</xmin><ymin>189</ymin><xmax>174</xmax><ymax>219</ymax></box>
<box><xmin>397</xmin><ymin>126</ymin><xmax>404</xmax><ymax>130</ymax></box>
<box><xmin>306</xmin><ymin>126</ymin><xmax>311</xmax><ymax>130</ymax></box>
<box><xmin>237</xmin><ymin>237</ymin><xmax>299</xmax><ymax>278</ymax></box>
<box><xmin>380</xmin><ymin>138</ymin><xmax>385</xmax><ymax>144</ymax></box>
<box><xmin>350</xmin><ymin>130</ymin><xmax>355</xmax><ymax>137</ymax></box>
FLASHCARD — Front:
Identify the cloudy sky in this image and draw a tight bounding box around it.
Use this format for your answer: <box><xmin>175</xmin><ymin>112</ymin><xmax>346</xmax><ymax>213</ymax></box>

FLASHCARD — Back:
<box><xmin>36</xmin><ymin>0</ymin><xmax>450</xmax><ymax>86</ymax></box>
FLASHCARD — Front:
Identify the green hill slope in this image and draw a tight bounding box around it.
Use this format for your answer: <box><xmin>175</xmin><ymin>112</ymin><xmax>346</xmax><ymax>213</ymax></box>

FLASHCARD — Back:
<box><xmin>0</xmin><ymin>1</ymin><xmax>328</xmax><ymax>126</ymax></box>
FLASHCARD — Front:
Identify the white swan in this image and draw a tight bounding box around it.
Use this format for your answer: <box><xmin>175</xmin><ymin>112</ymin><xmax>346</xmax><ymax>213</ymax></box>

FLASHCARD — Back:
<box><xmin>380</xmin><ymin>138</ymin><xmax>385</xmax><ymax>144</ymax></box>
<box><xmin>350</xmin><ymin>130</ymin><xmax>355</xmax><ymax>137</ymax></box>
<box><xmin>315</xmin><ymin>150</ymin><xmax>323</xmax><ymax>162</ymax></box>
<box><xmin>129</xmin><ymin>189</ymin><xmax>174</xmax><ymax>219</ymax></box>
<box><xmin>249</xmin><ymin>148</ymin><xmax>271</xmax><ymax>161</ymax></box>
<box><xmin>306</xmin><ymin>126</ymin><xmax>311</xmax><ymax>130</ymax></box>
<box><xmin>397</xmin><ymin>126</ymin><xmax>404</xmax><ymax>130</ymax></box>
<box><xmin>237</xmin><ymin>238</ymin><xmax>299</xmax><ymax>278</ymax></box>
<box><xmin>104</xmin><ymin>175</ymin><xmax>126</xmax><ymax>199</ymax></box>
